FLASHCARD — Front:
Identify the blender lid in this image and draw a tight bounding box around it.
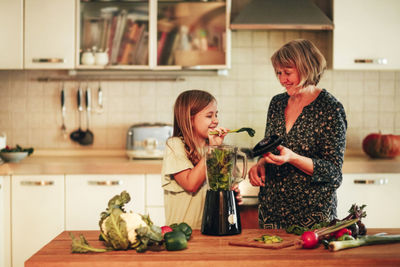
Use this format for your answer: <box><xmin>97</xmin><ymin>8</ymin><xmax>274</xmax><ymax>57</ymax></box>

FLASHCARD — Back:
<box><xmin>251</xmin><ymin>134</ymin><xmax>283</xmax><ymax>157</ymax></box>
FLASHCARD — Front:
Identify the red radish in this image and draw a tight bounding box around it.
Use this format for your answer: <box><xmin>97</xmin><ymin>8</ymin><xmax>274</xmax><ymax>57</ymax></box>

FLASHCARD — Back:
<box><xmin>161</xmin><ymin>226</ymin><xmax>173</xmax><ymax>235</ymax></box>
<box><xmin>300</xmin><ymin>231</ymin><xmax>319</xmax><ymax>249</ymax></box>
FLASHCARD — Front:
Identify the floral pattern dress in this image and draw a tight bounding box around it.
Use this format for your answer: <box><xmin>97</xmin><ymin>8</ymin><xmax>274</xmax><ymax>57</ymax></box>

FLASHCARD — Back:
<box><xmin>258</xmin><ymin>89</ymin><xmax>347</xmax><ymax>229</ymax></box>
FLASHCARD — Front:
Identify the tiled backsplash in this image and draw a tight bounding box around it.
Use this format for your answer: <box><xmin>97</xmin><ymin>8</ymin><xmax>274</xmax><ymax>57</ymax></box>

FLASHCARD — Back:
<box><xmin>0</xmin><ymin>31</ymin><xmax>399</xmax><ymax>151</ymax></box>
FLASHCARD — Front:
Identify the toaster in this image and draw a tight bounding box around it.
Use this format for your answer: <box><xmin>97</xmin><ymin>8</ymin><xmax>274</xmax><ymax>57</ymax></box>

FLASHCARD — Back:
<box><xmin>126</xmin><ymin>123</ymin><xmax>173</xmax><ymax>160</ymax></box>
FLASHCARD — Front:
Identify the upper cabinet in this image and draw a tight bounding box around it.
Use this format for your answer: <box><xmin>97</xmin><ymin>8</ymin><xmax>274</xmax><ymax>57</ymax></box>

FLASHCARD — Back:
<box><xmin>0</xmin><ymin>0</ymin><xmax>23</xmax><ymax>69</ymax></box>
<box><xmin>77</xmin><ymin>0</ymin><xmax>231</xmax><ymax>70</ymax></box>
<box><xmin>24</xmin><ymin>0</ymin><xmax>75</xmax><ymax>69</ymax></box>
<box><xmin>333</xmin><ymin>0</ymin><xmax>400</xmax><ymax>70</ymax></box>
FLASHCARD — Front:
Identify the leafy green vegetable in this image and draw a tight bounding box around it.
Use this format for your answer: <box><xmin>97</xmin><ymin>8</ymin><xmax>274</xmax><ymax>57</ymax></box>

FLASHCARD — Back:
<box><xmin>209</xmin><ymin>127</ymin><xmax>255</xmax><ymax>137</ymax></box>
<box><xmin>206</xmin><ymin>147</ymin><xmax>234</xmax><ymax>191</ymax></box>
<box><xmin>71</xmin><ymin>190</ymin><xmax>164</xmax><ymax>254</ymax></box>
<box><xmin>70</xmin><ymin>233</ymin><xmax>107</xmax><ymax>253</ymax></box>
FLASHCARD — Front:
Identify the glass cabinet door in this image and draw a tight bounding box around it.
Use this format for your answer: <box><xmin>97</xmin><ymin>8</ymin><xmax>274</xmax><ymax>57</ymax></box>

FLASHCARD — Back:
<box><xmin>78</xmin><ymin>0</ymin><xmax>150</xmax><ymax>68</ymax></box>
<box><xmin>156</xmin><ymin>0</ymin><xmax>229</xmax><ymax>69</ymax></box>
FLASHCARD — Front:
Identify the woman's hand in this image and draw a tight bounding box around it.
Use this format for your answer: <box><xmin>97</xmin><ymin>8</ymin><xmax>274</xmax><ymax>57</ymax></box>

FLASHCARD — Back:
<box><xmin>231</xmin><ymin>183</ymin><xmax>243</xmax><ymax>205</ymax></box>
<box><xmin>248</xmin><ymin>158</ymin><xmax>266</xmax><ymax>187</ymax></box>
<box><xmin>208</xmin><ymin>127</ymin><xmax>228</xmax><ymax>146</ymax></box>
<box><xmin>262</xmin><ymin>145</ymin><xmax>294</xmax><ymax>165</ymax></box>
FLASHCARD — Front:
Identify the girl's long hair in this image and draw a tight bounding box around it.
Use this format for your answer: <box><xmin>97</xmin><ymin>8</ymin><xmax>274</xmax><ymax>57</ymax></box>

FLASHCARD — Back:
<box><xmin>173</xmin><ymin>90</ymin><xmax>215</xmax><ymax>164</ymax></box>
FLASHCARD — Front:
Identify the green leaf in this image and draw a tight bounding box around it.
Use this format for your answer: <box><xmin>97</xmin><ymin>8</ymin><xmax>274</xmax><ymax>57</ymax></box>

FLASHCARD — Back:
<box><xmin>104</xmin><ymin>208</ymin><xmax>130</xmax><ymax>250</ymax></box>
<box><xmin>99</xmin><ymin>191</ymin><xmax>131</xmax><ymax>228</ymax></box>
<box><xmin>69</xmin><ymin>233</ymin><xmax>107</xmax><ymax>253</ymax></box>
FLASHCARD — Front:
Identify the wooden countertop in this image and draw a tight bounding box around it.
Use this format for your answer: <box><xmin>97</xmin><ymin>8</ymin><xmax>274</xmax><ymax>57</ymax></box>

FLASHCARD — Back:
<box><xmin>1</xmin><ymin>150</ymin><xmax>399</xmax><ymax>175</ymax></box>
<box><xmin>25</xmin><ymin>229</ymin><xmax>400</xmax><ymax>267</ymax></box>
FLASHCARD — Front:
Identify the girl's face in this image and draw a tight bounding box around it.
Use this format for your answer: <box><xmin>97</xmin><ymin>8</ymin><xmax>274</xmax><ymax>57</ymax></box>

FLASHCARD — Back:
<box><xmin>192</xmin><ymin>100</ymin><xmax>219</xmax><ymax>141</ymax></box>
<box><xmin>276</xmin><ymin>66</ymin><xmax>301</xmax><ymax>95</ymax></box>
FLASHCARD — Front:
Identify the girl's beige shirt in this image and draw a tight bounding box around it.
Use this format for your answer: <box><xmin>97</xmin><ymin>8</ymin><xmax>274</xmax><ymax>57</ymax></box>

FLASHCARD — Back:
<box><xmin>161</xmin><ymin>137</ymin><xmax>207</xmax><ymax>229</ymax></box>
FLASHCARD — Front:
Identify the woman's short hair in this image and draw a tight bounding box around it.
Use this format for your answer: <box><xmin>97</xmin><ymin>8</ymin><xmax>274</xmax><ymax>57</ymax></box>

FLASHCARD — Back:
<box><xmin>271</xmin><ymin>39</ymin><xmax>326</xmax><ymax>87</ymax></box>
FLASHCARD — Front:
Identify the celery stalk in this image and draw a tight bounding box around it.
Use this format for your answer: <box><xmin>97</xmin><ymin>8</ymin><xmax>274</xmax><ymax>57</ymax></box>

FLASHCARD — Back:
<box><xmin>329</xmin><ymin>235</ymin><xmax>400</xmax><ymax>252</ymax></box>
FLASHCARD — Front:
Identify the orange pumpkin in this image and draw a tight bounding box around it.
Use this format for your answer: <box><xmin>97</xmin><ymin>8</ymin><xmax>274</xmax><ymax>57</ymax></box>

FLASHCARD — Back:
<box><xmin>362</xmin><ymin>133</ymin><xmax>400</xmax><ymax>158</ymax></box>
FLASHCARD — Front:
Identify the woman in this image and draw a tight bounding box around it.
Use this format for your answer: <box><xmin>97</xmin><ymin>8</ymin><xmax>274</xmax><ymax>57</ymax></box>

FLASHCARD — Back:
<box><xmin>248</xmin><ymin>39</ymin><xmax>347</xmax><ymax>229</ymax></box>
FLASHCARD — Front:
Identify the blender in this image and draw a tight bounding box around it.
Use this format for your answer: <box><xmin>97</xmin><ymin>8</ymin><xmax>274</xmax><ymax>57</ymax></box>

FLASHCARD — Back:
<box><xmin>201</xmin><ymin>145</ymin><xmax>247</xmax><ymax>236</ymax></box>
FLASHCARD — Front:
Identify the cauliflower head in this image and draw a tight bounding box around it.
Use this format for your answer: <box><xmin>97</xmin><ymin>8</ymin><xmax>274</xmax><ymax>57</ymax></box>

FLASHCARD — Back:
<box><xmin>101</xmin><ymin>211</ymin><xmax>148</xmax><ymax>244</ymax></box>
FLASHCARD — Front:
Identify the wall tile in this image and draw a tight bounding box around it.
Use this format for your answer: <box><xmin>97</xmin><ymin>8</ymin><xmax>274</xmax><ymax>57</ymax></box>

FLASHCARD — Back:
<box><xmin>0</xmin><ymin>31</ymin><xmax>399</xmax><ymax>150</ymax></box>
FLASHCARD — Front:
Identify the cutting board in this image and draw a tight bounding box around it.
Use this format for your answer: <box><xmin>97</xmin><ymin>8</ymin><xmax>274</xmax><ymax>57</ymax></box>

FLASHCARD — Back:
<box><xmin>228</xmin><ymin>233</ymin><xmax>298</xmax><ymax>249</ymax></box>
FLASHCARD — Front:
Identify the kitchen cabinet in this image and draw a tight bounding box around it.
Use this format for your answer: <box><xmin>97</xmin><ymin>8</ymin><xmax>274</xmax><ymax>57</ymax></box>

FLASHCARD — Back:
<box><xmin>65</xmin><ymin>174</ymin><xmax>145</xmax><ymax>230</ymax></box>
<box><xmin>11</xmin><ymin>175</ymin><xmax>64</xmax><ymax>267</ymax></box>
<box><xmin>336</xmin><ymin>173</ymin><xmax>400</xmax><ymax>228</ymax></box>
<box><xmin>145</xmin><ymin>174</ymin><xmax>165</xmax><ymax>226</ymax></box>
<box><xmin>0</xmin><ymin>0</ymin><xmax>23</xmax><ymax>69</ymax></box>
<box><xmin>77</xmin><ymin>0</ymin><xmax>230</xmax><ymax>70</ymax></box>
<box><xmin>24</xmin><ymin>0</ymin><xmax>75</xmax><ymax>69</ymax></box>
<box><xmin>0</xmin><ymin>176</ymin><xmax>11</xmax><ymax>267</ymax></box>
<box><xmin>333</xmin><ymin>0</ymin><xmax>400</xmax><ymax>70</ymax></box>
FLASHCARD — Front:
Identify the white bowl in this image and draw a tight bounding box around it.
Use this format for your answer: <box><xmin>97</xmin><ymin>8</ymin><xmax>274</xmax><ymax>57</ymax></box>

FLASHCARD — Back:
<box><xmin>0</xmin><ymin>152</ymin><xmax>28</xmax><ymax>163</ymax></box>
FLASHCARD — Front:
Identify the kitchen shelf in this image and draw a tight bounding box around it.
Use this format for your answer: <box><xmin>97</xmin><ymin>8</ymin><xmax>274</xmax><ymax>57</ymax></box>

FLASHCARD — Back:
<box><xmin>77</xmin><ymin>0</ymin><xmax>231</xmax><ymax>70</ymax></box>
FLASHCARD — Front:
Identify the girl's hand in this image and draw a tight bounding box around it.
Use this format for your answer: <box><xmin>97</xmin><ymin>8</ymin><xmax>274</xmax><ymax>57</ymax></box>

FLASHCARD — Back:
<box><xmin>248</xmin><ymin>158</ymin><xmax>266</xmax><ymax>187</ymax></box>
<box><xmin>208</xmin><ymin>127</ymin><xmax>228</xmax><ymax>146</ymax></box>
<box><xmin>231</xmin><ymin>183</ymin><xmax>243</xmax><ymax>205</ymax></box>
<box><xmin>262</xmin><ymin>145</ymin><xmax>293</xmax><ymax>165</ymax></box>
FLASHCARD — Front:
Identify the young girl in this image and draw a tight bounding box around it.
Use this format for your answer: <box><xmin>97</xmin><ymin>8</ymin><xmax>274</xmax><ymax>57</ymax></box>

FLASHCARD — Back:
<box><xmin>161</xmin><ymin>89</ymin><xmax>230</xmax><ymax>229</ymax></box>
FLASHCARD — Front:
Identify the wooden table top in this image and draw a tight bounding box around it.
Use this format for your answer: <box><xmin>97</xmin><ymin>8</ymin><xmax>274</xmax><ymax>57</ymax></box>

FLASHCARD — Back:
<box><xmin>25</xmin><ymin>229</ymin><xmax>400</xmax><ymax>267</ymax></box>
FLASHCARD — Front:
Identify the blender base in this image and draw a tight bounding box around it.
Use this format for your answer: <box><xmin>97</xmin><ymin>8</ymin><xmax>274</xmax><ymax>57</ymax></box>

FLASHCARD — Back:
<box><xmin>201</xmin><ymin>190</ymin><xmax>241</xmax><ymax>236</ymax></box>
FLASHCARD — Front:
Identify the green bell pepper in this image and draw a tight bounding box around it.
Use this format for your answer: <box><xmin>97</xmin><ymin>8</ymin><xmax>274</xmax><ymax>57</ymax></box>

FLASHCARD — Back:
<box><xmin>164</xmin><ymin>231</ymin><xmax>187</xmax><ymax>251</ymax></box>
<box><xmin>169</xmin><ymin>222</ymin><xmax>192</xmax><ymax>240</ymax></box>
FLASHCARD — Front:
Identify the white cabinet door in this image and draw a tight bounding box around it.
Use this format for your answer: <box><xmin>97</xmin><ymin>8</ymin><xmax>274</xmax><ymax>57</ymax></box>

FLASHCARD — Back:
<box><xmin>0</xmin><ymin>176</ymin><xmax>11</xmax><ymax>267</ymax></box>
<box><xmin>145</xmin><ymin>174</ymin><xmax>165</xmax><ymax>226</ymax></box>
<box><xmin>333</xmin><ymin>0</ymin><xmax>400</xmax><ymax>70</ymax></box>
<box><xmin>12</xmin><ymin>175</ymin><xmax>64</xmax><ymax>267</ymax></box>
<box><xmin>337</xmin><ymin>173</ymin><xmax>400</xmax><ymax>228</ymax></box>
<box><xmin>65</xmin><ymin>175</ymin><xmax>145</xmax><ymax>230</ymax></box>
<box><xmin>24</xmin><ymin>0</ymin><xmax>75</xmax><ymax>69</ymax></box>
<box><xmin>0</xmin><ymin>0</ymin><xmax>23</xmax><ymax>69</ymax></box>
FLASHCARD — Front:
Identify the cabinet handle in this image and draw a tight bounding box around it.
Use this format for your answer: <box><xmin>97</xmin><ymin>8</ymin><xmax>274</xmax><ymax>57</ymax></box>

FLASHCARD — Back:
<box><xmin>20</xmin><ymin>180</ymin><xmax>54</xmax><ymax>186</ymax></box>
<box><xmin>354</xmin><ymin>58</ymin><xmax>387</xmax><ymax>65</ymax></box>
<box><xmin>354</xmin><ymin>179</ymin><xmax>388</xmax><ymax>185</ymax></box>
<box><xmin>88</xmin><ymin>180</ymin><xmax>122</xmax><ymax>186</ymax></box>
<box><xmin>32</xmin><ymin>58</ymin><xmax>65</xmax><ymax>63</ymax></box>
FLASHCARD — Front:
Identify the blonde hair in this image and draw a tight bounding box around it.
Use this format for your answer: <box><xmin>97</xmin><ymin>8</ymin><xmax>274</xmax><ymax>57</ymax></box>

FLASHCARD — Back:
<box><xmin>173</xmin><ymin>90</ymin><xmax>216</xmax><ymax>164</ymax></box>
<box><xmin>271</xmin><ymin>39</ymin><xmax>326</xmax><ymax>87</ymax></box>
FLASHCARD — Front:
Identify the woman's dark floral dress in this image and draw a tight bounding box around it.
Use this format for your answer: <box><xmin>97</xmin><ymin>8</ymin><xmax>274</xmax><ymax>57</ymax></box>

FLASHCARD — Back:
<box><xmin>258</xmin><ymin>89</ymin><xmax>347</xmax><ymax>229</ymax></box>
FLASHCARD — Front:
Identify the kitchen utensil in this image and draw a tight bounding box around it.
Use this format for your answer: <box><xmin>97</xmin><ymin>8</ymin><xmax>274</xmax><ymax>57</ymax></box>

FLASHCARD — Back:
<box><xmin>229</xmin><ymin>239</ymin><xmax>295</xmax><ymax>249</ymax></box>
<box><xmin>70</xmin><ymin>87</ymin><xmax>85</xmax><ymax>143</ymax></box>
<box><xmin>251</xmin><ymin>134</ymin><xmax>283</xmax><ymax>158</ymax></box>
<box><xmin>201</xmin><ymin>145</ymin><xmax>247</xmax><ymax>236</ymax></box>
<box><xmin>61</xmin><ymin>84</ymin><xmax>67</xmax><ymax>139</ymax></box>
<box><xmin>79</xmin><ymin>87</ymin><xmax>94</xmax><ymax>145</ymax></box>
<box><xmin>126</xmin><ymin>123</ymin><xmax>172</xmax><ymax>159</ymax></box>
<box><xmin>95</xmin><ymin>83</ymin><xmax>104</xmax><ymax>113</ymax></box>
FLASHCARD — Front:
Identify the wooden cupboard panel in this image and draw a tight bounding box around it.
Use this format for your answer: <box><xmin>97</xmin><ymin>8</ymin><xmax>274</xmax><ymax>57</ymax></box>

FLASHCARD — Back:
<box><xmin>11</xmin><ymin>175</ymin><xmax>64</xmax><ymax>267</ymax></box>
<box><xmin>65</xmin><ymin>174</ymin><xmax>145</xmax><ymax>230</ymax></box>
<box><xmin>0</xmin><ymin>176</ymin><xmax>11</xmax><ymax>267</ymax></box>
<box><xmin>337</xmin><ymin>173</ymin><xmax>400</xmax><ymax>227</ymax></box>
<box><xmin>0</xmin><ymin>0</ymin><xmax>23</xmax><ymax>69</ymax></box>
<box><xmin>24</xmin><ymin>0</ymin><xmax>75</xmax><ymax>69</ymax></box>
<box><xmin>146</xmin><ymin>174</ymin><xmax>163</xmax><ymax>207</ymax></box>
<box><xmin>333</xmin><ymin>0</ymin><xmax>400</xmax><ymax>69</ymax></box>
